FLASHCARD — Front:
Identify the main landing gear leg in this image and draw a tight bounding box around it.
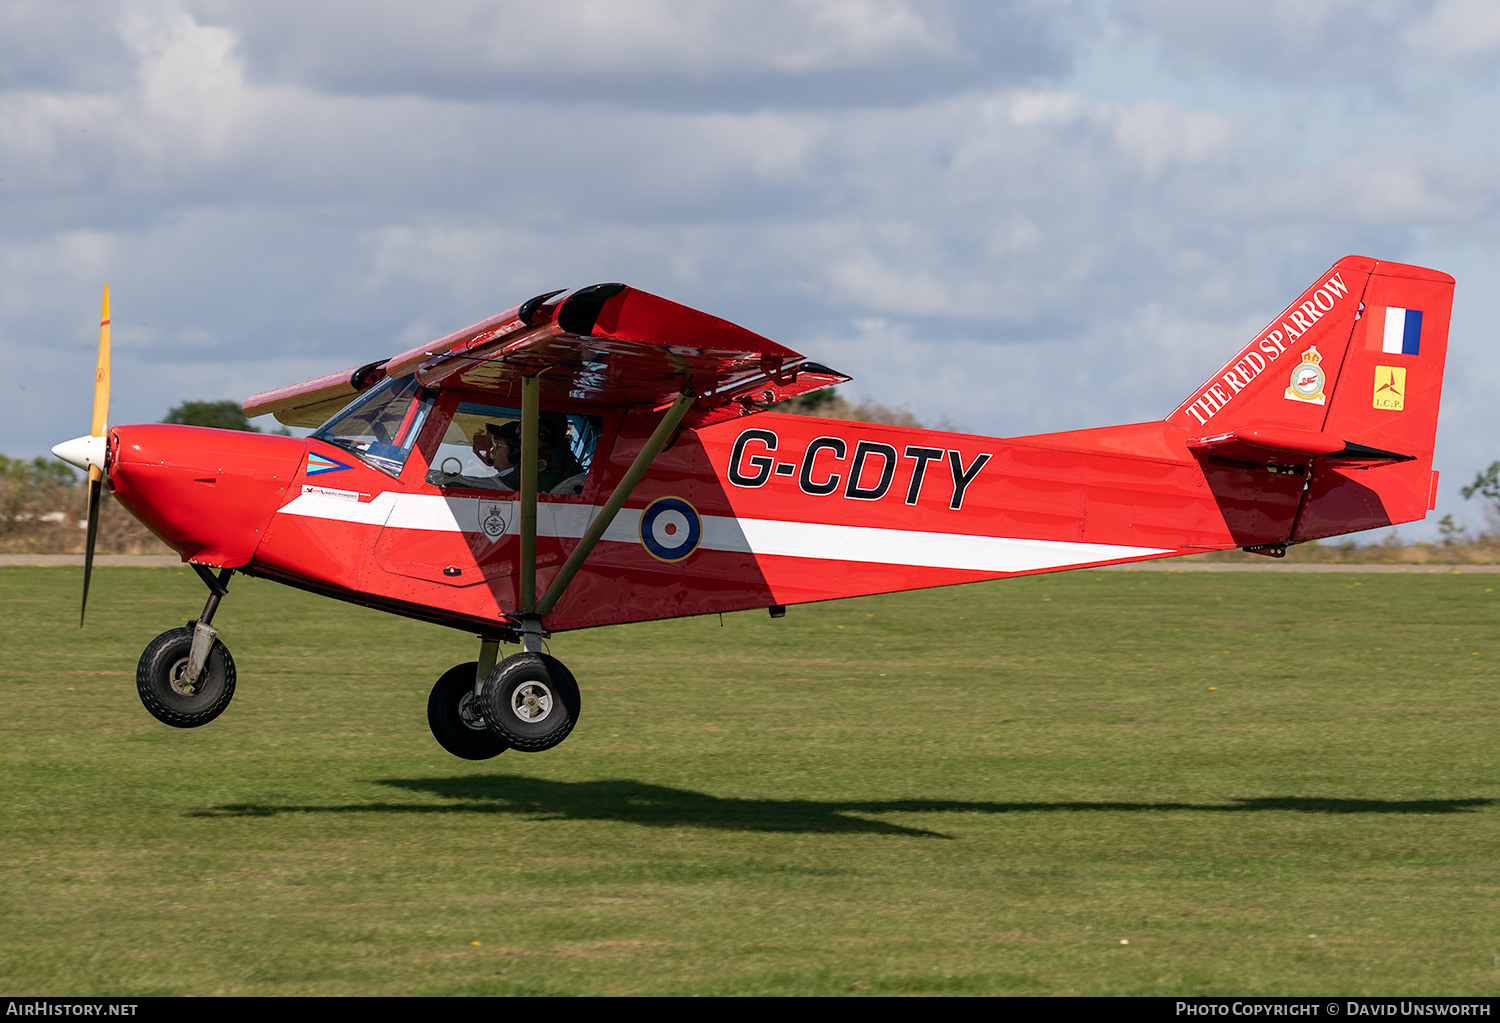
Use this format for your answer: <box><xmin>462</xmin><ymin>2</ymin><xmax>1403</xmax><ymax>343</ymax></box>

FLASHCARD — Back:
<box><xmin>426</xmin><ymin>636</ymin><xmax>508</xmax><ymax>760</ymax></box>
<box><xmin>479</xmin><ymin>617</ymin><xmax>581</xmax><ymax>753</ymax></box>
<box><xmin>474</xmin><ymin>389</ymin><xmax>698</xmax><ymax>754</ymax></box>
<box><xmin>135</xmin><ymin>566</ymin><xmax>237</xmax><ymax>728</ymax></box>
<box><xmin>474</xmin><ymin>375</ymin><xmax>584</xmax><ymax>755</ymax></box>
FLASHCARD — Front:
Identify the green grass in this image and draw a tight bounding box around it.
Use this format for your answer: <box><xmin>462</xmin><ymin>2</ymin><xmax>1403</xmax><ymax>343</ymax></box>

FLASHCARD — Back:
<box><xmin>1</xmin><ymin>565</ymin><xmax>1498</xmax><ymax>995</ymax></box>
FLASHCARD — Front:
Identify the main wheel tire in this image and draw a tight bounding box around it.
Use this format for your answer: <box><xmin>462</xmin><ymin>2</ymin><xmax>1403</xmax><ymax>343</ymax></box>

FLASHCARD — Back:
<box><xmin>427</xmin><ymin>662</ymin><xmax>508</xmax><ymax>760</ymax></box>
<box><xmin>136</xmin><ymin>626</ymin><xmax>236</xmax><ymax>728</ymax></box>
<box><xmin>480</xmin><ymin>653</ymin><xmax>581</xmax><ymax>752</ymax></box>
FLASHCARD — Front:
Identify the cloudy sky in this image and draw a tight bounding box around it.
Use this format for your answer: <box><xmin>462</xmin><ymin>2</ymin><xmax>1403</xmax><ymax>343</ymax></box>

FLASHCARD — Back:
<box><xmin>5</xmin><ymin>0</ymin><xmax>1500</xmax><ymax>537</ymax></box>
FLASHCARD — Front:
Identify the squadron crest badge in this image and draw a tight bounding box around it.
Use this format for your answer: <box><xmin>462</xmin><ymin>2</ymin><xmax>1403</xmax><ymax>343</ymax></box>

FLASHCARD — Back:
<box><xmin>1284</xmin><ymin>345</ymin><xmax>1327</xmax><ymax>405</ymax></box>
<box><xmin>480</xmin><ymin>503</ymin><xmax>509</xmax><ymax>542</ymax></box>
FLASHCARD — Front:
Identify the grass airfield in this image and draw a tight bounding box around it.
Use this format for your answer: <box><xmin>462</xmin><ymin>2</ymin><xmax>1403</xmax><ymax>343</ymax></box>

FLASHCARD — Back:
<box><xmin>1</xmin><ymin>565</ymin><xmax>1497</xmax><ymax>996</ymax></box>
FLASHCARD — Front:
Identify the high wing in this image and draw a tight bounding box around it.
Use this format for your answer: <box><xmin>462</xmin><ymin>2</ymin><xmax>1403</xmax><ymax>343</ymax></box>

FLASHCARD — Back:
<box><xmin>243</xmin><ymin>284</ymin><xmax>850</xmax><ymax>428</ymax></box>
<box><xmin>241</xmin><ymin>359</ymin><xmax>392</xmax><ymax>428</ymax></box>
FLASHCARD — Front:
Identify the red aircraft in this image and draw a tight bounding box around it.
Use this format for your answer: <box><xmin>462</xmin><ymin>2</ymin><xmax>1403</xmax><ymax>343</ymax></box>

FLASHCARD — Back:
<box><xmin>53</xmin><ymin>256</ymin><xmax>1453</xmax><ymax>759</ymax></box>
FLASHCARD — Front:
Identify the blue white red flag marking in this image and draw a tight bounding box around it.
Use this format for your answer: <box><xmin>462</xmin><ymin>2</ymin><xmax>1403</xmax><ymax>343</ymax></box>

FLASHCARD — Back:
<box><xmin>1372</xmin><ymin>306</ymin><xmax>1423</xmax><ymax>355</ymax></box>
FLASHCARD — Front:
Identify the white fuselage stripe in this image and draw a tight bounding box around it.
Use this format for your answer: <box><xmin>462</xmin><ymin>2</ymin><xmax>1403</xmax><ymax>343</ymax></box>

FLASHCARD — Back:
<box><xmin>276</xmin><ymin>491</ymin><xmax>1171</xmax><ymax>573</ymax></box>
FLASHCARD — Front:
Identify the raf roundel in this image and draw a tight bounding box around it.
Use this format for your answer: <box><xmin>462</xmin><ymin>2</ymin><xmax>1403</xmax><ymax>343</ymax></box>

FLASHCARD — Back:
<box><xmin>639</xmin><ymin>496</ymin><xmax>702</xmax><ymax>563</ymax></box>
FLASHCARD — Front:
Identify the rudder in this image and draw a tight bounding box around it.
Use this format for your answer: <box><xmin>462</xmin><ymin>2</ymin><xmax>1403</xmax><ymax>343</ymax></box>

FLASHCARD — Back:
<box><xmin>1292</xmin><ymin>260</ymin><xmax>1453</xmax><ymax>540</ymax></box>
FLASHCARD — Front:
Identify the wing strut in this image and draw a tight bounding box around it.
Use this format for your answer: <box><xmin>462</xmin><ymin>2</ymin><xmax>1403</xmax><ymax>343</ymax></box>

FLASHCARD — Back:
<box><xmin>531</xmin><ymin>391</ymin><xmax>696</xmax><ymax>621</ymax></box>
<box><xmin>519</xmin><ymin>375</ymin><xmax>540</xmax><ymax>617</ymax></box>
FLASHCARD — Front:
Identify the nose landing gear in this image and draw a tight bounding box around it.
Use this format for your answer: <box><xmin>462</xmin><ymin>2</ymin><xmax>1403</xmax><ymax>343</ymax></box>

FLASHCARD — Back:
<box><xmin>136</xmin><ymin>566</ymin><xmax>237</xmax><ymax>728</ymax></box>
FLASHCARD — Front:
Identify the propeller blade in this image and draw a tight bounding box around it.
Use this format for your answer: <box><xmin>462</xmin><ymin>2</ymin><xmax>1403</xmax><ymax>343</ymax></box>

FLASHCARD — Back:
<box><xmin>80</xmin><ymin>473</ymin><xmax>102</xmax><ymax>626</ymax></box>
<box><xmin>79</xmin><ymin>285</ymin><xmax>111</xmax><ymax>628</ymax></box>
<box><xmin>92</xmin><ymin>284</ymin><xmax>110</xmax><ymax>440</ymax></box>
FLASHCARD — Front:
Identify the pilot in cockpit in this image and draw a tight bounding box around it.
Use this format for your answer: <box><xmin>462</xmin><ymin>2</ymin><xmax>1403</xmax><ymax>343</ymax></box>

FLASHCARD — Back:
<box><xmin>472</xmin><ymin>420</ymin><xmax>520</xmax><ymax>481</ymax></box>
<box><xmin>429</xmin><ymin>413</ymin><xmax>586</xmax><ymax>495</ymax></box>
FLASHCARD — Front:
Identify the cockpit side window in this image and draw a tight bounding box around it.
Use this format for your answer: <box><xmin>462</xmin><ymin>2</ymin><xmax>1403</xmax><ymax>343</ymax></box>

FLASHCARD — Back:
<box><xmin>311</xmin><ymin>375</ymin><xmax>433</xmax><ymax>478</ymax></box>
<box><xmin>427</xmin><ymin>400</ymin><xmax>603</xmax><ymax>496</ymax></box>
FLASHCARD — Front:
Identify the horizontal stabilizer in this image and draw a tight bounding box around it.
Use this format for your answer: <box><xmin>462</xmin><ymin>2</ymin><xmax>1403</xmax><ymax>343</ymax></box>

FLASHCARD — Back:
<box><xmin>1188</xmin><ymin>426</ymin><xmax>1413</xmax><ymax>467</ymax></box>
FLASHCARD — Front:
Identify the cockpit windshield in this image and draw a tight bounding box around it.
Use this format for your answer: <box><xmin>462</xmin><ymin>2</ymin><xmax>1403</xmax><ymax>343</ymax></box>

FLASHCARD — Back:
<box><xmin>311</xmin><ymin>375</ymin><xmax>433</xmax><ymax>477</ymax></box>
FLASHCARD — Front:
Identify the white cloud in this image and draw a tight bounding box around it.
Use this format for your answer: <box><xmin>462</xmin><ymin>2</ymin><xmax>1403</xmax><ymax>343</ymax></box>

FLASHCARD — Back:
<box><xmin>1117</xmin><ymin>0</ymin><xmax>1500</xmax><ymax>107</ymax></box>
<box><xmin>1108</xmin><ymin>96</ymin><xmax>1236</xmax><ymax>178</ymax></box>
<box><xmin>123</xmin><ymin>2</ymin><xmax>256</xmax><ymax>160</ymax></box>
<box><xmin>194</xmin><ymin>0</ymin><xmax>962</xmax><ymax>80</ymax></box>
<box><xmin>180</xmin><ymin>0</ymin><xmax>1060</xmax><ymax>107</ymax></box>
<box><xmin>1116</xmin><ymin>1</ymin><xmax>1436</xmax><ymax>86</ymax></box>
<box><xmin>1405</xmin><ymin>0</ymin><xmax>1500</xmax><ymax>60</ymax></box>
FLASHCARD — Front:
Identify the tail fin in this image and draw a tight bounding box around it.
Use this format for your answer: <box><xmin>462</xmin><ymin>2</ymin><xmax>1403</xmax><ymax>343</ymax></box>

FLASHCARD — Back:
<box><xmin>1169</xmin><ymin>255</ymin><xmax>1454</xmax><ymax>543</ymax></box>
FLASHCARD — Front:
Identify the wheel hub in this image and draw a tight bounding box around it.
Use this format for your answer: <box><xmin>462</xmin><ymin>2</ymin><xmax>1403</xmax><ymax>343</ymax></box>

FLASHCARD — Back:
<box><xmin>457</xmin><ymin>690</ymin><xmax>487</xmax><ymax>731</ymax></box>
<box><xmin>168</xmin><ymin>657</ymin><xmax>200</xmax><ymax>697</ymax></box>
<box><xmin>511</xmin><ymin>681</ymin><xmax>553</xmax><ymax>723</ymax></box>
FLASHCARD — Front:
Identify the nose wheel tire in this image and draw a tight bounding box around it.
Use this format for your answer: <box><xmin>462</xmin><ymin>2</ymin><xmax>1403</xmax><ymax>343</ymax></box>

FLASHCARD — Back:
<box><xmin>427</xmin><ymin>662</ymin><xmax>509</xmax><ymax>760</ymax></box>
<box><xmin>480</xmin><ymin>652</ymin><xmax>581</xmax><ymax>752</ymax></box>
<box><xmin>136</xmin><ymin>627</ymin><xmax>236</xmax><ymax>728</ymax></box>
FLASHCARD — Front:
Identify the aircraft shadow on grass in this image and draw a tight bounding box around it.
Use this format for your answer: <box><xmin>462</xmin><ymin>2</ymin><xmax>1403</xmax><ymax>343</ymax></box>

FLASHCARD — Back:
<box><xmin>190</xmin><ymin>777</ymin><xmax>1496</xmax><ymax>839</ymax></box>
